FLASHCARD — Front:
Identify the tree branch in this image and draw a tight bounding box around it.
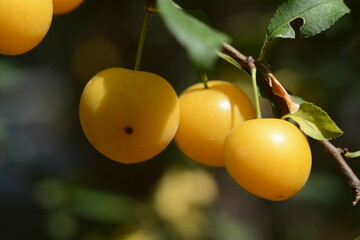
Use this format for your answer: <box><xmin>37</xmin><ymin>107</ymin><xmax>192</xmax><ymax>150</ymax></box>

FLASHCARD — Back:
<box><xmin>318</xmin><ymin>140</ymin><xmax>360</xmax><ymax>206</ymax></box>
<box><xmin>221</xmin><ymin>42</ymin><xmax>360</xmax><ymax>206</ymax></box>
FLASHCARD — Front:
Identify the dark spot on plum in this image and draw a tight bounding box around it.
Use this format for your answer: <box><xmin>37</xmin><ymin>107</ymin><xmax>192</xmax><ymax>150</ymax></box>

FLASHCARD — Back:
<box><xmin>124</xmin><ymin>126</ymin><xmax>134</xmax><ymax>135</ymax></box>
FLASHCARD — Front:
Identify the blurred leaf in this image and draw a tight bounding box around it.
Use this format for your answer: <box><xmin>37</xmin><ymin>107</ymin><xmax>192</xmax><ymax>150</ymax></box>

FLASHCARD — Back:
<box><xmin>283</xmin><ymin>102</ymin><xmax>343</xmax><ymax>140</ymax></box>
<box><xmin>158</xmin><ymin>0</ymin><xmax>230</xmax><ymax>70</ymax></box>
<box><xmin>45</xmin><ymin>211</ymin><xmax>78</xmax><ymax>240</ymax></box>
<box><xmin>208</xmin><ymin>210</ymin><xmax>260</xmax><ymax>240</ymax></box>
<box><xmin>69</xmin><ymin>187</ymin><xmax>137</xmax><ymax>223</ymax></box>
<box><xmin>35</xmin><ymin>179</ymin><xmax>67</xmax><ymax>209</ymax></box>
<box><xmin>0</xmin><ymin>60</ymin><xmax>20</xmax><ymax>90</ymax></box>
<box><xmin>82</xmin><ymin>232</ymin><xmax>108</xmax><ymax>240</ymax></box>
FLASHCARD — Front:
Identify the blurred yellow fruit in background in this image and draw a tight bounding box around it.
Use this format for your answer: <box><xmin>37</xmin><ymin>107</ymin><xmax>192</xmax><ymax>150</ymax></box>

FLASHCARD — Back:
<box><xmin>0</xmin><ymin>0</ymin><xmax>53</xmax><ymax>55</ymax></box>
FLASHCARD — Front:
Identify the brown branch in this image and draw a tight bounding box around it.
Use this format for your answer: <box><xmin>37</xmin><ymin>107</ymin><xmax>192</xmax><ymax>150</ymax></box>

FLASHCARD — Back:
<box><xmin>222</xmin><ymin>43</ymin><xmax>255</xmax><ymax>70</ymax></box>
<box><xmin>221</xmin><ymin>42</ymin><xmax>360</xmax><ymax>206</ymax></box>
<box><xmin>222</xmin><ymin>43</ymin><xmax>290</xmax><ymax>116</ymax></box>
<box><xmin>318</xmin><ymin>140</ymin><xmax>360</xmax><ymax>206</ymax></box>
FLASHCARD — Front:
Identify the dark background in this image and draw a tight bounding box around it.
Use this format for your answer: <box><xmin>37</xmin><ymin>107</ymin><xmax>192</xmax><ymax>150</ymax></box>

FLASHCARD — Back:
<box><xmin>0</xmin><ymin>0</ymin><xmax>360</xmax><ymax>239</ymax></box>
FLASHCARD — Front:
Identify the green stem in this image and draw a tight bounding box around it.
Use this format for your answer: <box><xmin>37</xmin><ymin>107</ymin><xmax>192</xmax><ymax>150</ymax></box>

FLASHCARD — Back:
<box><xmin>200</xmin><ymin>71</ymin><xmax>209</xmax><ymax>89</ymax></box>
<box><xmin>134</xmin><ymin>6</ymin><xmax>153</xmax><ymax>71</ymax></box>
<box><xmin>345</xmin><ymin>151</ymin><xmax>360</xmax><ymax>159</ymax></box>
<box><xmin>257</xmin><ymin>43</ymin><xmax>267</xmax><ymax>63</ymax></box>
<box><xmin>251</xmin><ymin>67</ymin><xmax>262</xmax><ymax>119</ymax></box>
<box><xmin>257</xmin><ymin>36</ymin><xmax>270</xmax><ymax>62</ymax></box>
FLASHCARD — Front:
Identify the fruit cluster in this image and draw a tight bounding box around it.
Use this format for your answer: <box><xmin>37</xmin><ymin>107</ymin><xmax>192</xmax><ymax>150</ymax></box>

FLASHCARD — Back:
<box><xmin>0</xmin><ymin>0</ymin><xmax>312</xmax><ymax>202</ymax></box>
<box><xmin>79</xmin><ymin>67</ymin><xmax>312</xmax><ymax>201</ymax></box>
<box><xmin>0</xmin><ymin>0</ymin><xmax>84</xmax><ymax>56</ymax></box>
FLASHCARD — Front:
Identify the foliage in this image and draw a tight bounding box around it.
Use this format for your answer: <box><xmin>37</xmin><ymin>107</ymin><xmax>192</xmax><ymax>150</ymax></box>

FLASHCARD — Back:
<box><xmin>283</xmin><ymin>102</ymin><xmax>343</xmax><ymax>140</ymax></box>
<box><xmin>158</xmin><ymin>0</ymin><xmax>230</xmax><ymax>70</ymax></box>
<box><xmin>1</xmin><ymin>0</ymin><xmax>360</xmax><ymax>239</ymax></box>
<box><xmin>261</xmin><ymin>0</ymin><xmax>350</xmax><ymax>59</ymax></box>
<box><xmin>158</xmin><ymin>0</ymin><xmax>348</xmax><ymax>141</ymax></box>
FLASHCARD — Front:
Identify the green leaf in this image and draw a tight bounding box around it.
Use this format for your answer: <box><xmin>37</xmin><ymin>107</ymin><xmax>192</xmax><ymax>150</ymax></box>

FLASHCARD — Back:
<box><xmin>283</xmin><ymin>102</ymin><xmax>343</xmax><ymax>140</ymax></box>
<box><xmin>158</xmin><ymin>0</ymin><xmax>230</xmax><ymax>70</ymax></box>
<box><xmin>259</xmin><ymin>0</ymin><xmax>350</xmax><ymax>60</ymax></box>
<box><xmin>267</xmin><ymin>0</ymin><xmax>350</xmax><ymax>41</ymax></box>
<box><xmin>217</xmin><ymin>51</ymin><xmax>244</xmax><ymax>71</ymax></box>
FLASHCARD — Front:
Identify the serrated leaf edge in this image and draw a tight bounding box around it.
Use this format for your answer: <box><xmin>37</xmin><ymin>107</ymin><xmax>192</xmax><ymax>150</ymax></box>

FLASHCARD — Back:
<box><xmin>283</xmin><ymin>102</ymin><xmax>343</xmax><ymax>140</ymax></box>
<box><xmin>266</xmin><ymin>0</ymin><xmax>350</xmax><ymax>42</ymax></box>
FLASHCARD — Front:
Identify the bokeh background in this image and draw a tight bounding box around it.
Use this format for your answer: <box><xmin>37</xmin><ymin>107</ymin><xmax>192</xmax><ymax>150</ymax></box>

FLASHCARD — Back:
<box><xmin>1</xmin><ymin>0</ymin><xmax>360</xmax><ymax>239</ymax></box>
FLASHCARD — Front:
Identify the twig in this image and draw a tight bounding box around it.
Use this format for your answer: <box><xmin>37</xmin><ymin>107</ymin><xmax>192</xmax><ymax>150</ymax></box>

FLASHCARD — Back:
<box><xmin>318</xmin><ymin>140</ymin><xmax>360</xmax><ymax>206</ymax></box>
<box><xmin>222</xmin><ymin>43</ymin><xmax>255</xmax><ymax>70</ymax></box>
<box><xmin>343</xmin><ymin>149</ymin><xmax>360</xmax><ymax>159</ymax></box>
<box><xmin>222</xmin><ymin>43</ymin><xmax>290</xmax><ymax>116</ymax></box>
<box><xmin>221</xmin><ymin>42</ymin><xmax>360</xmax><ymax>206</ymax></box>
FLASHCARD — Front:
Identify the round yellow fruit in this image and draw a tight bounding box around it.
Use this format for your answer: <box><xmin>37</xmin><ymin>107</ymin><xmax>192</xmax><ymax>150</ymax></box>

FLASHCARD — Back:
<box><xmin>224</xmin><ymin>118</ymin><xmax>312</xmax><ymax>201</ymax></box>
<box><xmin>0</xmin><ymin>0</ymin><xmax>53</xmax><ymax>55</ymax></box>
<box><xmin>79</xmin><ymin>67</ymin><xmax>179</xmax><ymax>164</ymax></box>
<box><xmin>174</xmin><ymin>80</ymin><xmax>256</xmax><ymax>167</ymax></box>
<box><xmin>53</xmin><ymin>0</ymin><xmax>84</xmax><ymax>15</ymax></box>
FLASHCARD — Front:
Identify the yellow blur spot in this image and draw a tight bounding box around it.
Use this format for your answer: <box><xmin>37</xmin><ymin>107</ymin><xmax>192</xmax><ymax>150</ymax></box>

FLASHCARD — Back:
<box><xmin>72</xmin><ymin>37</ymin><xmax>122</xmax><ymax>83</ymax></box>
<box><xmin>153</xmin><ymin>167</ymin><xmax>218</xmax><ymax>239</ymax></box>
<box><xmin>116</xmin><ymin>229</ymin><xmax>157</xmax><ymax>240</ymax></box>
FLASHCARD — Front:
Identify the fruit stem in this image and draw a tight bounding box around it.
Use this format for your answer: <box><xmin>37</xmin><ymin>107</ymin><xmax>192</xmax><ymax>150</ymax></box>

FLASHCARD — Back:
<box><xmin>200</xmin><ymin>71</ymin><xmax>209</xmax><ymax>89</ymax></box>
<box><xmin>134</xmin><ymin>2</ymin><xmax>153</xmax><ymax>71</ymax></box>
<box><xmin>251</xmin><ymin>67</ymin><xmax>262</xmax><ymax>119</ymax></box>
